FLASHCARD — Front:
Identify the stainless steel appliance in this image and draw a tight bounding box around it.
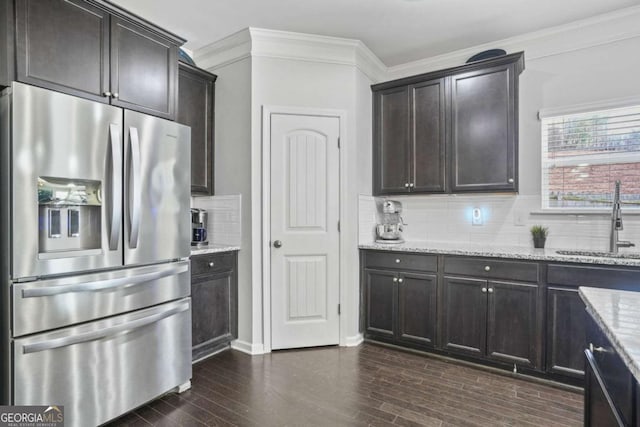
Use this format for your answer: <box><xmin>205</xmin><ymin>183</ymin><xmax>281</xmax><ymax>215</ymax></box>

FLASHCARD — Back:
<box><xmin>191</xmin><ymin>208</ymin><xmax>209</xmax><ymax>247</ymax></box>
<box><xmin>376</xmin><ymin>200</ymin><xmax>406</xmax><ymax>243</ymax></box>
<box><xmin>0</xmin><ymin>83</ymin><xmax>192</xmax><ymax>427</ymax></box>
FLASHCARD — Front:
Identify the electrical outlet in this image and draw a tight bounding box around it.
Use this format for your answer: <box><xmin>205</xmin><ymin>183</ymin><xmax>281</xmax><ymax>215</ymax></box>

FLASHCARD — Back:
<box><xmin>513</xmin><ymin>210</ymin><xmax>526</xmax><ymax>226</ymax></box>
<box><xmin>472</xmin><ymin>208</ymin><xmax>483</xmax><ymax>226</ymax></box>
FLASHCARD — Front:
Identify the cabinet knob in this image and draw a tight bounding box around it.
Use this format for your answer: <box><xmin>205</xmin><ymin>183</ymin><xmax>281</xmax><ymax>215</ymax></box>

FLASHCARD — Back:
<box><xmin>398</xmin><ymin>278</ymin><xmax>404</xmax><ymax>283</ymax></box>
<box><xmin>484</xmin><ymin>266</ymin><xmax>491</xmax><ymax>272</ymax></box>
<box><xmin>409</xmin><ymin>183</ymin><xmax>414</xmax><ymax>188</ymax></box>
<box><xmin>103</xmin><ymin>91</ymin><xmax>112</xmax><ymax>97</ymax></box>
<box><xmin>508</xmin><ymin>178</ymin><xmax>514</xmax><ymax>183</ymax></box>
<box><xmin>395</xmin><ymin>259</ymin><xmax>401</xmax><ymax>263</ymax></box>
<box><xmin>393</xmin><ymin>277</ymin><xmax>398</xmax><ymax>283</ymax></box>
<box><xmin>488</xmin><ymin>288</ymin><xmax>494</xmax><ymax>293</ymax></box>
<box><xmin>404</xmin><ymin>183</ymin><xmax>410</xmax><ymax>188</ymax></box>
<box><xmin>273</xmin><ymin>240</ymin><xmax>283</xmax><ymax>248</ymax></box>
<box><xmin>481</xmin><ymin>287</ymin><xmax>487</xmax><ymax>293</ymax></box>
<box><xmin>112</xmin><ymin>92</ymin><xmax>119</xmax><ymax>99</ymax></box>
<box><xmin>208</xmin><ymin>261</ymin><xmax>215</xmax><ymax>267</ymax></box>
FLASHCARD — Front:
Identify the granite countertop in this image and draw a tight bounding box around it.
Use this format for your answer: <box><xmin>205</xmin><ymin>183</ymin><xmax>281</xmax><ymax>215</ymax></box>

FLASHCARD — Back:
<box><xmin>190</xmin><ymin>245</ymin><xmax>240</xmax><ymax>256</ymax></box>
<box><xmin>359</xmin><ymin>241</ymin><xmax>640</xmax><ymax>267</ymax></box>
<box><xmin>579</xmin><ymin>287</ymin><xmax>640</xmax><ymax>382</ymax></box>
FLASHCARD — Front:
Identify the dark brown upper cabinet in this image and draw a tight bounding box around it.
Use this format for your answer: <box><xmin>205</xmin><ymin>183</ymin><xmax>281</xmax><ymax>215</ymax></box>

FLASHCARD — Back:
<box><xmin>177</xmin><ymin>62</ymin><xmax>217</xmax><ymax>196</ymax></box>
<box><xmin>373</xmin><ymin>78</ymin><xmax>446</xmax><ymax>195</ymax></box>
<box><xmin>372</xmin><ymin>52</ymin><xmax>524</xmax><ymax>196</ymax></box>
<box><xmin>6</xmin><ymin>0</ymin><xmax>184</xmax><ymax>120</ymax></box>
<box><xmin>450</xmin><ymin>64</ymin><xmax>517</xmax><ymax>192</ymax></box>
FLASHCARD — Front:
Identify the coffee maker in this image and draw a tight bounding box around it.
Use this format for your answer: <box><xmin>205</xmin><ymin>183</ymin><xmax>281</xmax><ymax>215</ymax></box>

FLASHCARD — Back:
<box><xmin>376</xmin><ymin>200</ymin><xmax>406</xmax><ymax>244</ymax></box>
<box><xmin>191</xmin><ymin>208</ymin><xmax>209</xmax><ymax>247</ymax></box>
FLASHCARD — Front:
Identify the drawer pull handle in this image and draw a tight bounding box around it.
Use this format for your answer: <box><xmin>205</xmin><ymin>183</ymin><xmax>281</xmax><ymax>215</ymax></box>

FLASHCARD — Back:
<box><xmin>395</xmin><ymin>259</ymin><xmax>401</xmax><ymax>263</ymax></box>
<box><xmin>393</xmin><ymin>277</ymin><xmax>398</xmax><ymax>283</ymax></box>
<box><xmin>589</xmin><ymin>343</ymin><xmax>608</xmax><ymax>353</ymax></box>
<box><xmin>484</xmin><ymin>266</ymin><xmax>491</xmax><ymax>272</ymax></box>
<box><xmin>208</xmin><ymin>262</ymin><xmax>215</xmax><ymax>268</ymax></box>
<box><xmin>481</xmin><ymin>287</ymin><xmax>487</xmax><ymax>293</ymax></box>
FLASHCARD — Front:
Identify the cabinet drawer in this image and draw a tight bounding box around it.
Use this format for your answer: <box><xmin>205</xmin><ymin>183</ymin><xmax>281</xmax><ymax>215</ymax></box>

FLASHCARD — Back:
<box><xmin>548</xmin><ymin>264</ymin><xmax>640</xmax><ymax>291</ymax></box>
<box><xmin>586</xmin><ymin>313</ymin><xmax>634</xmax><ymax>426</ymax></box>
<box><xmin>365</xmin><ymin>251</ymin><xmax>437</xmax><ymax>272</ymax></box>
<box><xmin>444</xmin><ymin>256</ymin><xmax>538</xmax><ymax>282</ymax></box>
<box><xmin>191</xmin><ymin>252</ymin><xmax>236</xmax><ymax>276</ymax></box>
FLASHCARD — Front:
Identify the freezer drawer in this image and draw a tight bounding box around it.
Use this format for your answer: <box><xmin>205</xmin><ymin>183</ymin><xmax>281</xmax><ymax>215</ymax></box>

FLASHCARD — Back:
<box><xmin>13</xmin><ymin>260</ymin><xmax>190</xmax><ymax>337</ymax></box>
<box><xmin>13</xmin><ymin>298</ymin><xmax>192</xmax><ymax>427</ymax></box>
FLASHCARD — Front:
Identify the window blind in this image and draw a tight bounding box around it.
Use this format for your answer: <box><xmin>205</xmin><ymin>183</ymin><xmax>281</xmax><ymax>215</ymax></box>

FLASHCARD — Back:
<box><xmin>541</xmin><ymin>104</ymin><xmax>640</xmax><ymax>209</ymax></box>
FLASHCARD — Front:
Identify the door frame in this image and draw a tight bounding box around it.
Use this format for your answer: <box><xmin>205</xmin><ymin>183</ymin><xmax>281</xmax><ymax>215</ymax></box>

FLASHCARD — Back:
<box><xmin>262</xmin><ymin>105</ymin><xmax>348</xmax><ymax>353</ymax></box>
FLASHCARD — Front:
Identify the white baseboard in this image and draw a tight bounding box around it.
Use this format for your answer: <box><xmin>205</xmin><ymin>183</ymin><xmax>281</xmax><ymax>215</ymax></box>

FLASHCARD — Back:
<box><xmin>344</xmin><ymin>333</ymin><xmax>364</xmax><ymax>347</ymax></box>
<box><xmin>230</xmin><ymin>339</ymin><xmax>265</xmax><ymax>355</ymax></box>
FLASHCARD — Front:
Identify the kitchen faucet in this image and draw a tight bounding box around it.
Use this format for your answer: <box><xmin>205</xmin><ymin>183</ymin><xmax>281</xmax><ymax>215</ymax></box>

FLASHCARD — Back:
<box><xmin>610</xmin><ymin>180</ymin><xmax>635</xmax><ymax>253</ymax></box>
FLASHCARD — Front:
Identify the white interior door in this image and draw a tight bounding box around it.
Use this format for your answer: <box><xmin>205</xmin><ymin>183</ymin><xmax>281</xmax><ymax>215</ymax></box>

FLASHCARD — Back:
<box><xmin>270</xmin><ymin>113</ymin><xmax>340</xmax><ymax>350</ymax></box>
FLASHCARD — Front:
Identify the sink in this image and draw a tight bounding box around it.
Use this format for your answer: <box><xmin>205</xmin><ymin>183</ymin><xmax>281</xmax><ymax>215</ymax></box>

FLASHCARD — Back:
<box><xmin>555</xmin><ymin>250</ymin><xmax>640</xmax><ymax>260</ymax></box>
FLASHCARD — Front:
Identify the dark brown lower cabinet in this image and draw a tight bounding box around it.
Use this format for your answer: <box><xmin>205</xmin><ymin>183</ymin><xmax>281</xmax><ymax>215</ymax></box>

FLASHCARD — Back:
<box><xmin>364</xmin><ymin>269</ymin><xmax>397</xmax><ymax>339</ymax></box>
<box><xmin>442</xmin><ymin>276</ymin><xmax>540</xmax><ymax>368</ymax></box>
<box><xmin>584</xmin><ymin>350</ymin><xmax>625</xmax><ymax>427</ymax></box>
<box><xmin>365</xmin><ymin>268</ymin><xmax>437</xmax><ymax>347</ymax></box>
<box><xmin>191</xmin><ymin>251</ymin><xmax>238</xmax><ymax>361</ymax></box>
<box><xmin>547</xmin><ymin>287</ymin><xmax>586</xmax><ymax>378</ymax></box>
<box><xmin>442</xmin><ymin>276</ymin><xmax>487</xmax><ymax>355</ymax></box>
<box><xmin>398</xmin><ymin>273</ymin><xmax>437</xmax><ymax>347</ymax></box>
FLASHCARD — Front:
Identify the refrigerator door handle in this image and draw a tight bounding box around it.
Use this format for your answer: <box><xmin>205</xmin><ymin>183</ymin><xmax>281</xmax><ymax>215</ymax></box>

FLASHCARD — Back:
<box><xmin>21</xmin><ymin>262</ymin><xmax>188</xmax><ymax>298</ymax></box>
<box><xmin>109</xmin><ymin>124</ymin><xmax>122</xmax><ymax>250</ymax></box>
<box><xmin>129</xmin><ymin>126</ymin><xmax>142</xmax><ymax>249</ymax></box>
<box><xmin>21</xmin><ymin>301</ymin><xmax>190</xmax><ymax>354</ymax></box>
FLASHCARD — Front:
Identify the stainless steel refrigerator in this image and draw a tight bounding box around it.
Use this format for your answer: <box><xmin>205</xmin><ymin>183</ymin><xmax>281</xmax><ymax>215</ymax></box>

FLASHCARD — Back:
<box><xmin>0</xmin><ymin>82</ymin><xmax>192</xmax><ymax>426</ymax></box>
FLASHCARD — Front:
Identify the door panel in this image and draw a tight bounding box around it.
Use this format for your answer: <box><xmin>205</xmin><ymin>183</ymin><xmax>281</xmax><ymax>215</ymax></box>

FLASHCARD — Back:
<box><xmin>547</xmin><ymin>287</ymin><xmax>586</xmax><ymax>378</ymax></box>
<box><xmin>15</xmin><ymin>0</ymin><xmax>110</xmax><ymax>102</ymax></box>
<box><xmin>124</xmin><ymin>110</ymin><xmax>191</xmax><ymax>266</ymax></box>
<box><xmin>398</xmin><ymin>273</ymin><xmax>437</xmax><ymax>346</ymax></box>
<box><xmin>374</xmin><ymin>87</ymin><xmax>409</xmax><ymax>194</ymax></box>
<box><xmin>270</xmin><ymin>114</ymin><xmax>340</xmax><ymax>350</ymax></box>
<box><xmin>451</xmin><ymin>65</ymin><xmax>516</xmax><ymax>191</ymax></box>
<box><xmin>110</xmin><ymin>17</ymin><xmax>177</xmax><ymax>119</ymax></box>
<box><xmin>365</xmin><ymin>269</ymin><xmax>397</xmax><ymax>338</ymax></box>
<box><xmin>10</xmin><ymin>82</ymin><xmax>123</xmax><ymax>279</ymax></box>
<box><xmin>442</xmin><ymin>276</ymin><xmax>487</xmax><ymax>356</ymax></box>
<box><xmin>13</xmin><ymin>298</ymin><xmax>192</xmax><ymax>427</ymax></box>
<box><xmin>486</xmin><ymin>280</ymin><xmax>539</xmax><ymax>368</ymax></box>
<box><xmin>411</xmin><ymin>79</ymin><xmax>446</xmax><ymax>192</ymax></box>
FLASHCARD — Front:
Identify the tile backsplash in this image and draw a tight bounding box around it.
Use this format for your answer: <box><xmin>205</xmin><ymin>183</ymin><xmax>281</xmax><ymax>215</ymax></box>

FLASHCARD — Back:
<box><xmin>191</xmin><ymin>194</ymin><xmax>242</xmax><ymax>247</ymax></box>
<box><xmin>359</xmin><ymin>194</ymin><xmax>640</xmax><ymax>251</ymax></box>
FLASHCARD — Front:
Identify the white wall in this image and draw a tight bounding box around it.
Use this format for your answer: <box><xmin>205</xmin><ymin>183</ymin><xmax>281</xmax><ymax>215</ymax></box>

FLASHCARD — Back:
<box><xmin>205</xmin><ymin>57</ymin><xmax>254</xmax><ymax>346</ymax></box>
<box><xmin>361</xmin><ymin>28</ymin><xmax>640</xmax><ymax>251</ymax></box>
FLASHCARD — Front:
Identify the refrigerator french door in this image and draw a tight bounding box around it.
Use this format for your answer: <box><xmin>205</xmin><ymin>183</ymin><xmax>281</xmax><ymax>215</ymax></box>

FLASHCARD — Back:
<box><xmin>2</xmin><ymin>82</ymin><xmax>192</xmax><ymax>426</ymax></box>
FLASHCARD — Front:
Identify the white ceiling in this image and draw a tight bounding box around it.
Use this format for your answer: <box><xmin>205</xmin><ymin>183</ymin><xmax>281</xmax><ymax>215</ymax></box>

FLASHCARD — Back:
<box><xmin>111</xmin><ymin>0</ymin><xmax>640</xmax><ymax>66</ymax></box>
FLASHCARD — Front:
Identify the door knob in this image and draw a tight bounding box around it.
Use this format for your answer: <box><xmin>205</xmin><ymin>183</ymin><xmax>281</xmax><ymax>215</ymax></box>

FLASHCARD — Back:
<box><xmin>273</xmin><ymin>240</ymin><xmax>283</xmax><ymax>248</ymax></box>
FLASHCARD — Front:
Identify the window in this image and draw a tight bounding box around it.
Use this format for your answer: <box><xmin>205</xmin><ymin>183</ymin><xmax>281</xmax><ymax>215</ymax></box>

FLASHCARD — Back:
<box><xmin>541</xmin><ymin>103</ymin><xmax>640</xmax><ymax>210</ymax></box>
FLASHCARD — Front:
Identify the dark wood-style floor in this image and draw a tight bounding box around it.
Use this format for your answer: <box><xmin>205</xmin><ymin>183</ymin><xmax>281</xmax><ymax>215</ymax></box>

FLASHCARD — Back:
<box><xmin>108</xmin><ymin>343</ymin><xmax>583</xmax><ymax>426</ymax></box>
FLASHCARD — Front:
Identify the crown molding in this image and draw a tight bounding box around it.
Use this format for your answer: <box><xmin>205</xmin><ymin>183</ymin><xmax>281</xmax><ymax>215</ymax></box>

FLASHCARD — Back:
<box><xmin>193</xmin><ymin>28</ymin><xmax>252</xmax><ymax>71</ymax></box>
<box><xmin>193</xmin><ymin>27</ymin><xmax>386</xmax><ymax>81</ymax></box>
<box><xmin>387</xmin><ymin>5</ymin><xmax>640</xmax><ymax>80</ymax></box>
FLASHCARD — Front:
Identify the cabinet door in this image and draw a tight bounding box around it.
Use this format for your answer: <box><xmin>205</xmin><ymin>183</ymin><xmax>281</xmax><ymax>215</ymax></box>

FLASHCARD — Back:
<box><xmin>373</xmin><ymin>86</ymin><xmax>410</xmax><ymax>195</ymax></box>
<box><xmin>191</xmin><ymin>271</ymin><xmax>234</xmax><ymax>361</ymax></box>
<box><xmin>15</xmin><ymin>0</ymin><xmax>110</xmax><ymax>102</ymax></box>
<box><xmin>441</xmin><ymin>276</ymin><xmax>487</xmax><ymax>356</ymax></box>
<box><xmin>110</xmin><ymin>16</ymin><xmax>178</xmax><ymax>120</ymax></box>
<box><xmin>584</xmin><ymin>350</ymin><xmax>626</xmax><ymax>427</ymax></box>
<box><xmin>547</xmin><ymin>287</ymin><xmax>586</xmax><ymax>378</ymax></box>
<box><xmin>178</xmin><ymin>63</ymin><xmax>216</xmax><ymax>195</ymax></box>
<box><xmin>398</xmin><ymin>273</ymin><xmax>437</xmax><ymax>347</ymax></box>
<box><xmin>410</xmin><ymin>78</ymin><xmax>446</xmax><ymax>193</ymax></box>
<box><xmin>486</xmin><ymin>280</ymin><xmax>540</xmax><ymax>368</ymax></box>
<box><xmin>365</xmin><ymin>269</ymin><xmax>397</xmax><ymax>339</ymax></box>
<box><xmin>450</xmin><ymin>64</ymin><xmax>517</xmax><ymax>192</ymax></box>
